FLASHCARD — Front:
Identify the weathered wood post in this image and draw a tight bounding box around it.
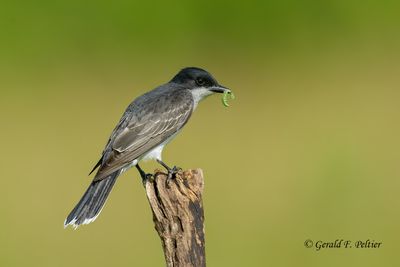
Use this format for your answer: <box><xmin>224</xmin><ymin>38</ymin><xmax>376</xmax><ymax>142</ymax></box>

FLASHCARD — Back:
<box><xmin>144</xmin><ymin>169</ymin><xmax>206</xmax><ymax>267</ymax></box>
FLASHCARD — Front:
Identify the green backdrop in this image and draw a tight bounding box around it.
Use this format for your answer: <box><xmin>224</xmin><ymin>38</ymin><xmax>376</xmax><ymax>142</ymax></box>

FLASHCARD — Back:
<box><xmin>1</xmin><ymin>1</ymin><xmax>399</xmax><ymax>266</ymax></box>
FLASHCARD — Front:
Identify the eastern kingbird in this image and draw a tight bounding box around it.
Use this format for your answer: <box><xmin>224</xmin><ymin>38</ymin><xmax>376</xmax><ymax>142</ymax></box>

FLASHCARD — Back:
<box><xmin>64</xmin><ymin>67</ymin><xmax>231</xmax><ymax>228</ymax></box>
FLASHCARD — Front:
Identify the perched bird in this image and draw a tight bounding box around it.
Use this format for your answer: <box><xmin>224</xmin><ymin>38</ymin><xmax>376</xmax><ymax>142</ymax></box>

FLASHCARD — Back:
<box><xmin>64</xmin><ymin>67</ymin><xmax>230</xmax><ymax>228</ymax></box>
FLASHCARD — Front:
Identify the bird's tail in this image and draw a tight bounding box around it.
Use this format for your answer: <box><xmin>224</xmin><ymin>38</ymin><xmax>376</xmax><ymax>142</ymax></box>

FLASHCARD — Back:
<box><xmin>64</xmin><ymin>171</ymin><xmax>120</xmax><ymax>229</ymax></box>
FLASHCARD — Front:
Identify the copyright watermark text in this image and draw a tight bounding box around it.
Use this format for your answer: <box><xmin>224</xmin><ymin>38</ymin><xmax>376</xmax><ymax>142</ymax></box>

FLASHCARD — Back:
<box><xmin>304</xmin><ymin>239</ymin><xmax>382</xmax><ymax>251</ymax></box>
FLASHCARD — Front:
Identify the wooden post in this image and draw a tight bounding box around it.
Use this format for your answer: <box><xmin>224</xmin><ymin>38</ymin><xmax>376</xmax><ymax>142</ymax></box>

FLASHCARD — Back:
<box><xmin>144</xmin><ymin>169</ymin><xmax>206</xmax><ymax>267</ymax></box>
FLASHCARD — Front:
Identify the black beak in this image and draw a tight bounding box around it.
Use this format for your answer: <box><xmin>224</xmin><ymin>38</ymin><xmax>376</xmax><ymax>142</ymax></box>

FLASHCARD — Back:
<box><xmin>209</xmin><ymin>85</ymin><xmax>231</xmax><ymax>94</ymax></box>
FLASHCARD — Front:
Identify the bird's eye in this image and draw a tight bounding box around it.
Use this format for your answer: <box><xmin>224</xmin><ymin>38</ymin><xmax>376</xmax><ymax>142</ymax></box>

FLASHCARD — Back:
<box><xmin>196</xmin><ymin>78</ymin><xmax>206</xmax><ymax>86</ymax></box>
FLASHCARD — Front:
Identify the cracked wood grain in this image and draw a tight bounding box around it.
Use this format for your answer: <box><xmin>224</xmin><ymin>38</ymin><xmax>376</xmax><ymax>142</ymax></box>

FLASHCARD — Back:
<box><xmin>144</xmin><ymin>169</ymin><xmax>206</xmax><ymax>267</ymax></box>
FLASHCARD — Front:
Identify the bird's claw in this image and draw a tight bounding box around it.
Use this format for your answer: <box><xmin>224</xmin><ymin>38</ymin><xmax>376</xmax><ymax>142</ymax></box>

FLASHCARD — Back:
<box><xmin>136</xmin><ymin>165</ymin><xmax>153</xmax><ymax>182</ymax></box>
<box><xmin>167</xmin><ymin>166</ymin><xmax>181</xmax><ymax>179</ymax></box>
<box><xmin>140</xmin><ymin>173</ymin><xmax>153</xmax><ymax>182</ymax></box>
<box><xmin>140</xmin><ymin>173</ymin><xmax>153</xmax><ymax>187</ymax></box>
<box><xmin>155</xmin><ymin>160</ymin><xmax>182</xmax><ymax>181</ymax></box>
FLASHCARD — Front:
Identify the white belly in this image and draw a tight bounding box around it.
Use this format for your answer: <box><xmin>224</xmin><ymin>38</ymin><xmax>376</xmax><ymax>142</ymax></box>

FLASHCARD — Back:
<box><xmin>120</xmin><ymin>132</ymin><xmax>179</xmax><ymax>173</ymax></box>
<box><xmin>140</xmin><ymin>143</ymin><xmax>166</xmax><ymax>162</ymax></box>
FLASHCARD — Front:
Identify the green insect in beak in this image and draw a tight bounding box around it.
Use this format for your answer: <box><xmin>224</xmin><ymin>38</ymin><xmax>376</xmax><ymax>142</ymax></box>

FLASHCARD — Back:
<box><xmin>222</xmin><ymin>91</ymin><xmax>235</xmax><ymax>107</ymax></box>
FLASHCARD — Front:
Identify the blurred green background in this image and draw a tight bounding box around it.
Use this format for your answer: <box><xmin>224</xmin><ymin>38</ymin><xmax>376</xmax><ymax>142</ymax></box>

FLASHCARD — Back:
<box><xmin>1</xmin><ymin>0</ymin><xmax>399</xmax><ymax>266</ymax></box>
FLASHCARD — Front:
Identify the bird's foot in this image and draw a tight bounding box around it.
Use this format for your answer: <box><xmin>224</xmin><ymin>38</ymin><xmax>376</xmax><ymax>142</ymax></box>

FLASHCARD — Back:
<box><xmin>144</xmin><ymin>173</ymin><xmax>154</xmax><ymax>180</ymax></box>
<box><xmin>167</xmin><ymin>166</ymin><xmax>182</xmax><ymax>179</ymax></box>
<box><xmin>156</xmin><ymin>159</ymin><xmax>182</xmax><ymax>179</ymax></box>
<box><xmin>136</xmin><ymin>164</ymin><xmax>153</xmax><ymax>183</ymax></box>
<box><xmin>141</xmin><ymin>172</ymin><xmax>154</xmax><ymax>183</ymax></box>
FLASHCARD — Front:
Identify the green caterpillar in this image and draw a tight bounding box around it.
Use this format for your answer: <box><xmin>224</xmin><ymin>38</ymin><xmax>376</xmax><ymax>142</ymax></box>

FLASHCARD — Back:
<box><xmin>222</xmin><ymin>91</ymin><xmax>235</xmax><ymax>107</ymax></box>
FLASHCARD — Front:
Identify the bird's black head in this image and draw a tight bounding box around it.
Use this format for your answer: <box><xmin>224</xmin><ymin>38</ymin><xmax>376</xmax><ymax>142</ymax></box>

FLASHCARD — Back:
<box><xmin>171</xmin><ymin>67</ymin><xmax>229</xmax><ymax>93</ymax></box>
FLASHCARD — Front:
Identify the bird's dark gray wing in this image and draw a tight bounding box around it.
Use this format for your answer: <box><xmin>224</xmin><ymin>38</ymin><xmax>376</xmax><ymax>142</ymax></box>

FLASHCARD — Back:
<box><xmin>93</xmin><ymin>89</ymin><xmax>193</xmax><ymax>181</ymax></box>
<box><xmin>88</xmin><ymin>111</ymin><xmax>133</xmax><ymax>175</ymax></box>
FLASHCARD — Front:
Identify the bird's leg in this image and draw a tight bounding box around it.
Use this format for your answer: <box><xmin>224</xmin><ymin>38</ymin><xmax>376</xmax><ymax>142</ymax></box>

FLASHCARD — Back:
<box><xmin>156</xmin><ymin>159</ymin><xmax>181</xmax><ymax>179</ymax></box>
<box><xmin>136</xmin><ymin>164</ymin><xmax>152</xmax><ymax>182</ymax></box>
